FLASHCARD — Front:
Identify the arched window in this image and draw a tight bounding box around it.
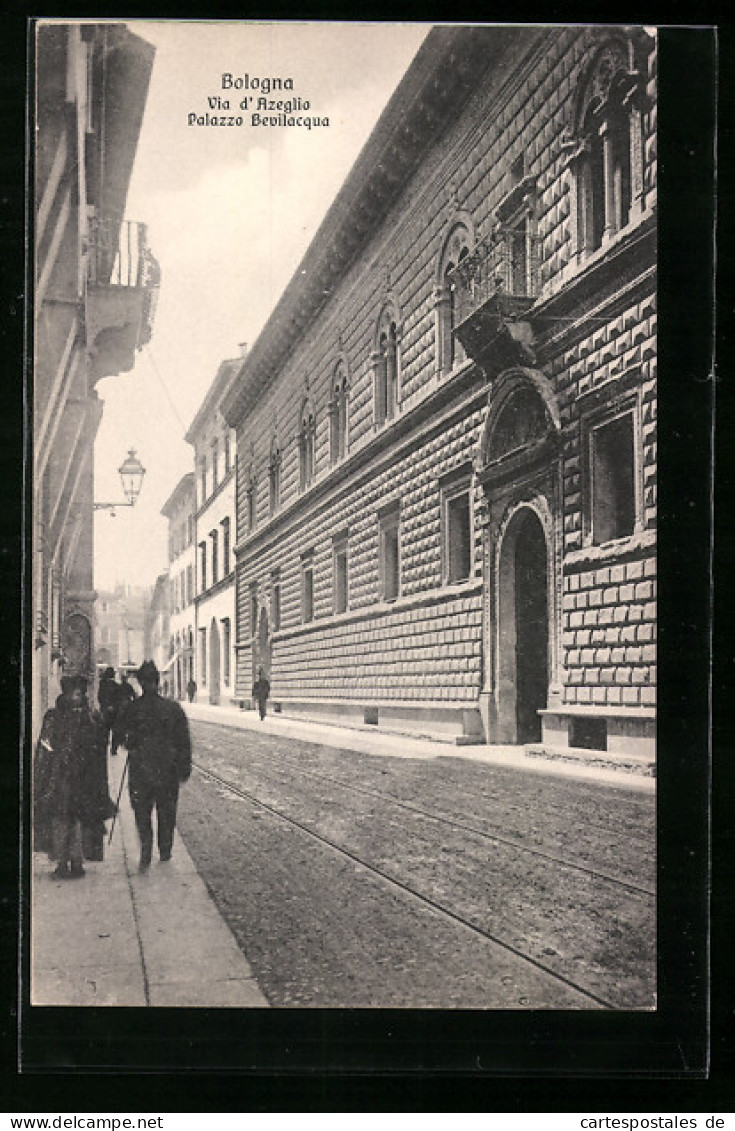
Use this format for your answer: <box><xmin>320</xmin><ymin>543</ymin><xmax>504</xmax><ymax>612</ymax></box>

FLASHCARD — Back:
<box><xmin>372</xmin><ymin>304</ymin><xmax>401</xmax><ymax>428</ymax></box>
<box><xmin>563</xmin><ymin>35</ymin><xmax>649</xmax><ymax>262</ymax></box>
<box><xmin>269</xmin><ymin>436</ymin><xmax>281</xmax><ymax>514</ymax></box>
<box><xmin>329</xmin><ymin>361</ymin><xmax>349</xmax><ymax>463</ymax></box>
<box><xmin>298</xmin><ymin>399</ymin><xmax>316</xmax><ymax>490</ymax></box>
<box><xmin>245</xmin><ymin>462</ymin><xmax>257</xmax><ymax>532</ymax></box>
<box><xmin>435</xmin><ymin>221</ymin><xmax>473</xmax><ymax>374</ymax></box>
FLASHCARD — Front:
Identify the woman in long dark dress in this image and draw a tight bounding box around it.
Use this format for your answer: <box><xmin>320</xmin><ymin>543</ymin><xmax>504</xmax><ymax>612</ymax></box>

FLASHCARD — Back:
<box><xmin>34</xmin><ymin>676</ymin><xmax>115</xmax><ymax>878</ymax></box>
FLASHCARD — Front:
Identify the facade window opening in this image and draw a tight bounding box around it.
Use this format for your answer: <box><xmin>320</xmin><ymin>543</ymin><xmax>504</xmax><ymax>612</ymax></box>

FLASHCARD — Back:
<box><xmin>199</xmin><ymin>627</ymin><xmax>207</xmax><ymax>685</ymax></box>
<box><xmin>186</xmin><ymin>564</ymin><xmax>193</xmax><ymax>606</ymax></box>
<box><xmin>590</xmin><ymin>412</ymin><xmax>636</xmax><ymax>544</ymax></box>
<box><xmin>379</xmin><ymin>507</ymin><xmax>400</xmax><ymax>602</ymax></box>
<box><xmin>580</xmin><ymin>108</ymin><xmax>607</xmax><ymax>253</ymax></box>
<box><xmin>444</xmin><ymin>485</ymin><xmax>472</xmax><ymax>583</ymax></box>
<box><xmin>299</xmin><ymin>405</ymin><xmax>316</xmax><ymax>490</ymax></box>
<box><xmin>374</xmin><ymin>311</ymin><xmax>400</xmax><ymax>427</ymax></box>
<box><xmin>330</xmin><ymin>365</ymin><xmax>348</xmax><ymax>464</ymax></box>
<box><xmin>565</xmin><ymin>37</ymin><xmax>645</xmax><ymax>262</ymax></box>
<box><xmin>509</xmin><ymin>215</ymin><xmax>529</xmax><ymax>294</ymax></box>
<box><xmin>224</xmin><ymin>431</ymin><xmax>231</xmax><ymax>474</ymax></box>
<box><xmin>247</xmin><ymin>483</ymin><xmax>256</xmax><ymax>532</ymax></box>
<box><xmin>250</xmin><ymin>584</ymin><xmax>258</xmax><ymax>638</ymax></box>
<box><xmin>210</xmin><ymin>529</ymin><xmax>219</xmax><ymax>586</ymax></box>
<box><xmin>269</xmin><ymin>443</ymin><xmax>281</xmax><ymax>513</ymax></box>
<box><xmin>221</xmin><ymin>517</ymin><xmax>231</xmax><ymax>576</ymax></box>
<box><xmin>437</xmin><ymin>225</ymin><xmax>472</xmax><ymax>374</ymax></box>
<box><xmin>199</xmin><ymin>541</ymin><xmax>207</xmax><ymax>592</ymax></box>
<box><xmin>222</xmin><ymin>618</ymin><xmax>231</xmax><ymax>684</ymax></box>
<box><xmin>271</xmin><ymin>569</ymin><xmax>281</xmax><ymax>632</ymax></box>
<box><xmin>301</xmin><ymin>554</ymin><xmax>314</xmax><ymax>623</ymax></box>
<box><xmin>211</xmin><ymin>438</ymin><xmax>219</xmax><ymax>491</ymax></box>
<box><xmin>333</xmin><ymin>535</ymin><xmax>349</xmax><ymax>614</ymax></box>
<box><xmin>199</xmin><ymin>457</ymin><xmax>207</xmax><ymax>504</ymax></box>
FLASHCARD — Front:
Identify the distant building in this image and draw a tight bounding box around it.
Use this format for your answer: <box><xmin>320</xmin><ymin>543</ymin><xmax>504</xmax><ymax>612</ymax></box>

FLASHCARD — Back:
<box><xmin>160</xmin><ymin>473</ymin><xmax>196</xmax><ymax>698</ymax></box>
<box><xmin>95</xmin><ymin>584</ymin><xmax>150</xmax><ymax>677</ymax></box>
<box><xmin>223</xmin><ymin>26</ymin><xmax>657</xmax><ymax>761</ymax></box>
<box><xmin>185</xmin><ymin>354</ymin><xmax>240</xmax><ymax>706</ymax></box>
<box><xmin>33</xmin><ymin>22</ymin><xmax>158</xmax><ymax>734</ymax></box>
<box><xmin>144</xmin><ymin>572</ymin><xmax>171</xmax><ymax>691</ymax></box>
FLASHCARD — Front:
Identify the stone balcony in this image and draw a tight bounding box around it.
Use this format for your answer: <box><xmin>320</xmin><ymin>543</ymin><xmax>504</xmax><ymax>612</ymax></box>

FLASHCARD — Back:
<box><xmin>448</xmin><ymin>229</ymin><xmax>538</xmax><ymax>376</ymax></box>
<box><xmin>85</xmin><ymin>219</ymin><xmax>160</xmax><ymax>383</ymax></box>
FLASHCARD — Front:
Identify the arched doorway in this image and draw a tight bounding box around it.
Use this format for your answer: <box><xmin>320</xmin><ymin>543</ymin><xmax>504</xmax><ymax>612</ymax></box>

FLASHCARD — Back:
<box><xmin>476</xmin><ymin>367</ymin><xmax>561</xmax><ymax>745</ymax></box>
<box><xmin>209</xmin><ymin>617</ymin><xmax>221</xmax><ymax>705</ymax></box>
<box><xmin>497</xmin><ymin>506</ymin><xmax>549</xmax><ymax>743</ymax></box>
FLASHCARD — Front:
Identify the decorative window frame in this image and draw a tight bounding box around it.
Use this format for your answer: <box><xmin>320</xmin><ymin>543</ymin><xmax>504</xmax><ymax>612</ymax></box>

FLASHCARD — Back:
<box><xmin>301</xmin><ymin>550</ymin><xmax>315</xmax><ymax>623</ymax></box>
<box><xmin>211</xmin><ymin>437</ymin><xmax>219</xmax><ymax>491</ymax></box>
<box><xmin>332</xmin><ymin>529</ymin><xmax>349</xmax><ymax>615</ymax></box>
<box><xmin>249</xmin><ymin>582</ymin><xmax>259</xmax><ymax>639</ymax></box>
<box><xmin>298</xmin><ymin>397</ymin><xmax>316</xmax><ymax>491</ymax></box>
<box><xmin>439</xmin><ymin>463</ymin><xmax>475</xmax><ymax>585</ymax></box>
<box><xmin>492</xmin><ymin>173</ymin><xmax>538</xmax><ymax>298</ymax></box>
<box><xmin>372</xmin><ymin>298</ymin><xmax>402</xmax><ymax>429</ymax></box>
<box><xmin>579</xmin><ymin>381</ymin><xmax>644</xmax><ymax>550</ymax></box>
<box><xmin>220</xmin><ymin>516</ymin><xmax>231</xmax><ymax>577</ymax></box>
<box><xmin>329</xmin><ymin>358</ymin><xmax>350</xmax><ymax>464</ymax></box>
<box><xmin>270</xmin><ymin>568</ymin><xmax>281</xmax><ymax>632</ymax></box>
<box><xmin>198</xmin><ymin>540</ymin><xmax>207</xmax><ymax>593</ymax></box>
<box><xmin>377</xmin><ymin>502</ymin><xmax>401</xmax><ymax>603</ymax></box>
<box><xmin>268</xmin><ymin>436</ymin><xmax>281</xmax><ymax>514</ymax></box>
<box><xmin>434</xmin><ymin>215</ymin><xmax>475</xmax><ymax>376</ymax></box>
<box><xmin>561</xmin><ymin>31</ymin><xmax>653</xmax><ymax>267</ymax></box>
<box><xmin>245</xmin><ymin>462</ymin><xmax>257</xmax><ymax>533</ymax></box>
<box><xmin>209</xmin><ymin>527</ymin><xmax>219</xmax><ymax>586</ymax></box>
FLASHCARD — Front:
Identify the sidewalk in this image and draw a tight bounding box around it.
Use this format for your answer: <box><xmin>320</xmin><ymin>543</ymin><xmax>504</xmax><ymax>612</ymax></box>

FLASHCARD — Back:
<box><xmin>31</xmin><ymin>752</ymin><xmax>269</xmax><ymax>1008</ymax></box>
<box><xmin>184</xmin><ymin>700</ymin><xmax>656</xmax><ymax>793</ymax></box>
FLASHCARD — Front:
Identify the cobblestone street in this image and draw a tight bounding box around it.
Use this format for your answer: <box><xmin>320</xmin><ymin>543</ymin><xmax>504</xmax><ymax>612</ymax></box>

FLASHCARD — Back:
<box><xmin>175</xmin><ymin>717</ymin><xmax>656</xmax><ymax>1009</ymax></box>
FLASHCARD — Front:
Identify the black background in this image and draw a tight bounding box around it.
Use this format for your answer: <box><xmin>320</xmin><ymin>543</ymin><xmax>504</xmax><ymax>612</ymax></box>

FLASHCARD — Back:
<box><xmin>1</xmin><ymin>3</ymin><xmax>730</xmax><ymax>1113</ymax></box>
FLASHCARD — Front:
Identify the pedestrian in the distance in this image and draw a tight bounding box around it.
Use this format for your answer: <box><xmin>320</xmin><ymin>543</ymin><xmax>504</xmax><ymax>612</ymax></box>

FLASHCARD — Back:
<box><xmin>120</xmin><ymin>660</ymin><xmax>192</xmax><ymax>872</ymax></box>
<box><xmin>186</xmin><ymin>678</ymin><xmax>197</xmax><ymax>703</ymax></box>
<box><xmin>252</xmin><ymin>667</ymin><xmax>270</xmax><ymax>720</ymax></box>
<box><xmin>98</xmin><ymin>666</ymin><xmax>121</xmax><ymax>756</ymax></box>
<box><xmin>34</xmin><ymin>675</ymin><xmax>116</xmax><ymax>879</ymax></box>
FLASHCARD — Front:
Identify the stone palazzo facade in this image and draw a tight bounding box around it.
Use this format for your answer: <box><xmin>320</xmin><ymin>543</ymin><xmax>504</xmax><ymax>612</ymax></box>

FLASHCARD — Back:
<box><xmin>223</xmin><ymin>25</ymin><xmax>657</xmax><ymax>761</ymax></box>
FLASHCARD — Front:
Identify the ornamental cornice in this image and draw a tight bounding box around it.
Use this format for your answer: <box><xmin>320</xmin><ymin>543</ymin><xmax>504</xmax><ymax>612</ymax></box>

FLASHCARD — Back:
<box><xmin>223</xmin><ymin>26</ymin><xmax>520</xmax><ymax>429</ymax></box>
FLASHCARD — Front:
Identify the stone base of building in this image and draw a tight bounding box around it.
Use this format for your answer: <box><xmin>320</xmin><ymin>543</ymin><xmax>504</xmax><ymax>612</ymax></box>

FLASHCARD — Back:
<box><xmin>538</xmin><ymin>705</ymin><xmax>656</xmax><ymax>766</ymax></box>
<box><xmin>269</xmin><ymin>697</ymin><xmax>486</xmax><ymax>745</ymax></box>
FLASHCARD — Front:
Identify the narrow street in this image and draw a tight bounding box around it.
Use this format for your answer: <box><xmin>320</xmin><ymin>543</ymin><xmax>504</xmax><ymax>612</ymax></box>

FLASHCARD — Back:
<box><xmin>175</xmin><ymin>717</ymin><xmax>656</xmax><ymax>1010</ymax></box>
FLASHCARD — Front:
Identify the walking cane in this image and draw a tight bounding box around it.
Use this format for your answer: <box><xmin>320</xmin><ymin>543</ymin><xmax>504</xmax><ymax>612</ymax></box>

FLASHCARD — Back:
<box><xmin>108</xmin><ymin>752</ymin><xmax>129</xmax><ymax>846</ymax></box>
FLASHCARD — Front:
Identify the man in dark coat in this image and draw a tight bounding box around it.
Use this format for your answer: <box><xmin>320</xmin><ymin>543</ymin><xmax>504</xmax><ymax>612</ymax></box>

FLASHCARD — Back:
<box><xmin>34</xmin><ymin>675</ymin><xmax>114</xmax><ymax>879</ymax></box>
<box><xmin>121</xmin><ymin>660</ymin><xmax>192</xmax><ymax>872</ymax></box>
<box><xmin>98</xmin><ymin>667</ymin><xmax>121</xmax><ymax>755</ymax></box>
<box><xmin>111</xmin><ymin>673</ymin><xmax>136</xmax><ymax>756</ymax></box>
<box><xmin>252</xmin><ymin>667</ymin><xmax>270</xmax><ymax>720</ymax></box>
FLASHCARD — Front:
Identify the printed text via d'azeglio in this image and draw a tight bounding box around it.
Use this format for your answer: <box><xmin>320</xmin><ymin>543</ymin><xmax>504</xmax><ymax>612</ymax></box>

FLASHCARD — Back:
<box><xmin>187</xmin><ymin>73</ymin><xmax>330</xmax><ymax>129</ymax></box>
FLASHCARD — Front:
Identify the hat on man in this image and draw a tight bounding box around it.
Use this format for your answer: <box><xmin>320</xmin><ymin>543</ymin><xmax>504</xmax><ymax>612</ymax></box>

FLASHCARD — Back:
<box><xmin>101</xmin><ymin>667</ymin><xmax>115</xmax><ymax>679</ymax></box>
<box><xmin>136</xmin><ymin>660</ymin><xmax>160</xmax><ymax>685</ymax></box>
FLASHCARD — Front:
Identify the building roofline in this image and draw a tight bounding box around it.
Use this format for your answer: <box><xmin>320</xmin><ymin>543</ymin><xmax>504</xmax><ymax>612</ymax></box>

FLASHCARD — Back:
<box><xmin>184</xmin><ymin>356</ymin><xmax>242</xmax><ymax>445</ymax></box>
<box><xmin>160</xmin><ymin>472</ymin><xmax>195</xmax><ymax>518</ymax></box>
<box><xmin>222</xmin><ymin>24</ymin><xmax>519</xmax><ymax>428</ymax></box>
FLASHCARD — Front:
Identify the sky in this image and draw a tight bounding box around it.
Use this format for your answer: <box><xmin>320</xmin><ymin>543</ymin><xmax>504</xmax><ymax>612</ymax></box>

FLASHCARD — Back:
<box><xmin>92</xmin><ymin>20</ymin><xmax>430</xmax><ymax>591</ymax></box>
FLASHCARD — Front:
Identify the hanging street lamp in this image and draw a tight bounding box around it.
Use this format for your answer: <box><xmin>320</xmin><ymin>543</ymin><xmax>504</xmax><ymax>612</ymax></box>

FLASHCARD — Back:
<box><xmin>94</xmin><ymin>449</ymin><xmax>146</xmax><ymax>514</ymax></box>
